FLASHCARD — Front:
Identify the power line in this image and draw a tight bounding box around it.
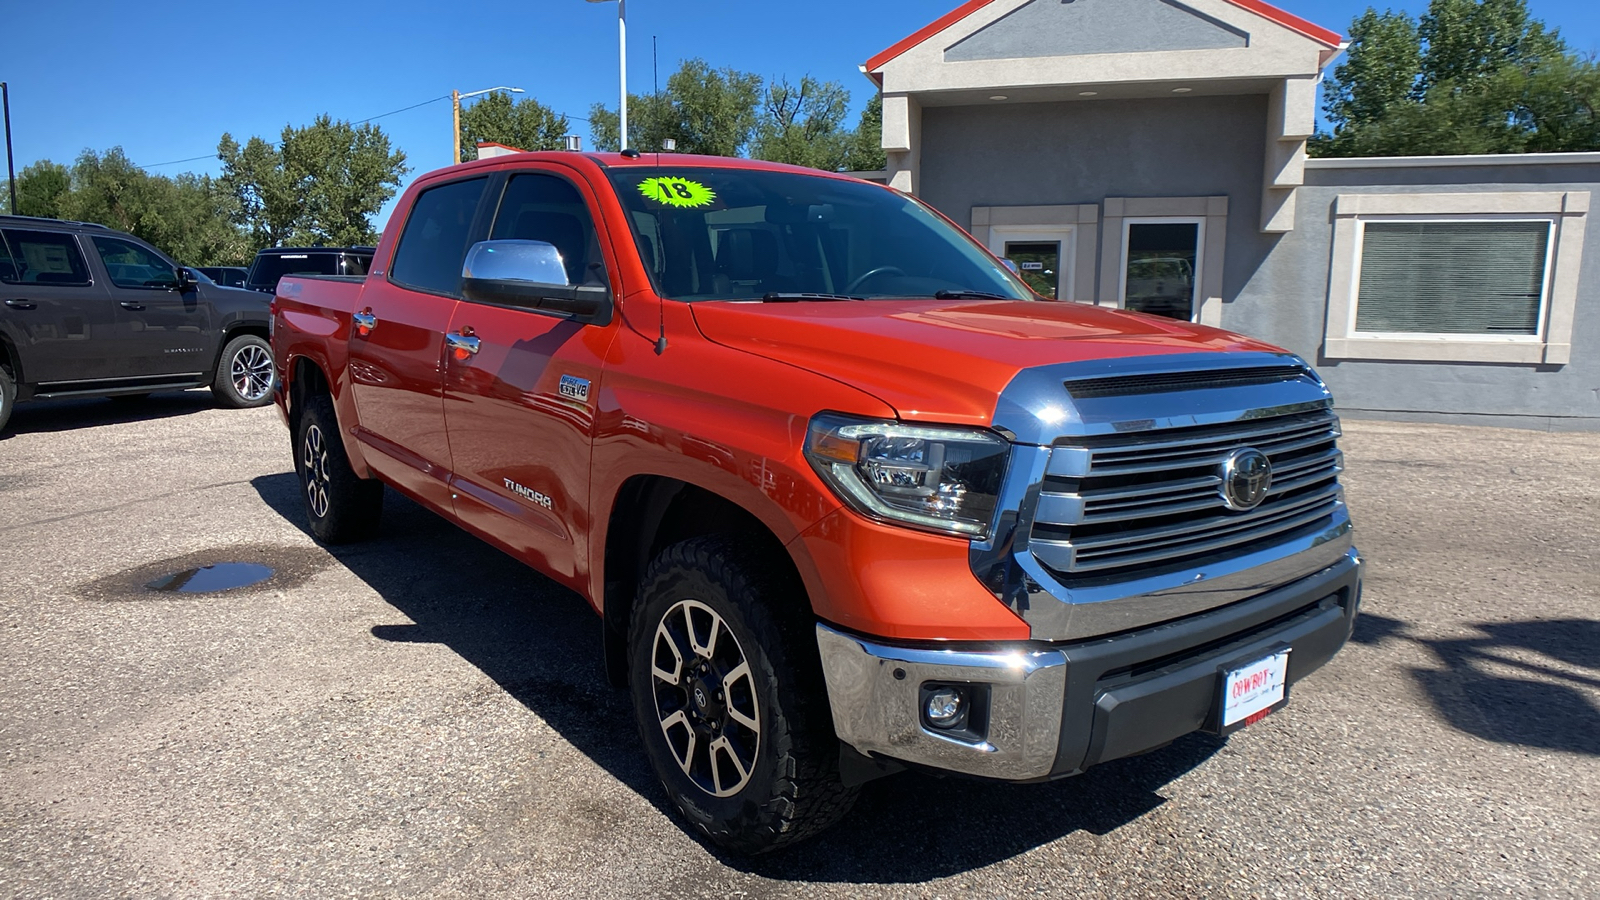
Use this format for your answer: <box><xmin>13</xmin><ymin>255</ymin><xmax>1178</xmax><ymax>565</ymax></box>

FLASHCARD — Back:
<box><xmin>135</xmin><ymin>92</ymin><xmax>586</xmax><ymax>170</ymax></box>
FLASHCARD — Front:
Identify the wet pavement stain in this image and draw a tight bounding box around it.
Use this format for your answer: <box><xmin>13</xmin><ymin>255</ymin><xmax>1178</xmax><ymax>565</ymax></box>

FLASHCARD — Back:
<box><xmin>79</xmin><ymin>544</ymin><xmax>334</xmax><ymax>601</ymax></box>
<box><xmin>146</xmin><ymin>562</ymin><xmax>276</xmax><ymax>594</ymax></box>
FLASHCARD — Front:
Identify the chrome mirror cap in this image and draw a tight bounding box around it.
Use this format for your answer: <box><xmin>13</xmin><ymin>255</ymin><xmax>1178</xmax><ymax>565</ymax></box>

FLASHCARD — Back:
<box><xmin>462</xmin><ymin>240</ymin><xmax>570</xmax><ymax>287</ymax></box>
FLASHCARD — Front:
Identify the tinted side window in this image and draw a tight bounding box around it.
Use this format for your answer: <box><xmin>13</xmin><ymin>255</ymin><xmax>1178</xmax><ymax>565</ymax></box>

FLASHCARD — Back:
<box><xmin>491</xmin><ymin>173</ymin><xmax>603</xmax><ymax>286</ymax></box>
<box><xmin>92</xmin><ymin>236</ymin><xmax>178</xmax><ymax>289</ymax></box>
<box><xmin>0</xmin><ymin>229</ymin><xmax>93</xmax><ymax>285</ymax></box>
<box><xmin>390</xmin><ymin>178</ymin><xmax>488</xmax><ymax>296</ymax></box>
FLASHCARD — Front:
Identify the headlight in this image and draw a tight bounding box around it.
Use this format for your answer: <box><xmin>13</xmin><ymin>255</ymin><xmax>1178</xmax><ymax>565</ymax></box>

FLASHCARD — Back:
<box><xmin>804</xmin><ymin>414</ymin><xmax>1010</xmax><ymax>539</ymax></box>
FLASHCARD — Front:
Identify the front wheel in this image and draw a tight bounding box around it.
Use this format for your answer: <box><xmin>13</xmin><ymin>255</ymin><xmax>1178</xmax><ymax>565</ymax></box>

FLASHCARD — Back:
<box><xmin>0</xmin><ymin>366</ymin><xmax>15</xmax><ymax>434</ymax></box>
<box><xmin>629</xmin><ymin>535</ymin><xmax>857</xmax><ymax>854</ymax></box>
<box><xmin>212</xmin><ymin>334</ymin><xmax>275</xmax><ymax>408</ymax></box>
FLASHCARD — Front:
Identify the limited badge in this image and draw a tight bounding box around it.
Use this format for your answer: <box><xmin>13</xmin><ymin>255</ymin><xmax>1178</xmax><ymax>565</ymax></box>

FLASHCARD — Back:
<box><xmin>638</xmin><ymin>176</ymin><xmax>716</xmax><ymax>209</ymax></box>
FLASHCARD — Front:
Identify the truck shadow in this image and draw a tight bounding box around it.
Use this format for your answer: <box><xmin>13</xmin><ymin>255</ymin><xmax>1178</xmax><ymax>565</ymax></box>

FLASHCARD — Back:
<box><xmin>3</xmin><ymin>390</ymin><xmax>216</xmax><ymax>437</ymax></box>
<box><xmin>1351</xmin><ymin>613</ymin><xmax>1599</xmax><ymax>756</ymax></box>
<box><xmin>252</xmin><ymin>472</ymin><xmax>1223</xmax><ymax>880</ymax></box>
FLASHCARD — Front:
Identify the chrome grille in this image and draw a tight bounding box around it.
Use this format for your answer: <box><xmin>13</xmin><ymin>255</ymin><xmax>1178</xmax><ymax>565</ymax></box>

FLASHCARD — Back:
<box><xmin>1028</xmin><ymin>409</ymin><xmax>1344</xmax><ymax>579</ymax></box>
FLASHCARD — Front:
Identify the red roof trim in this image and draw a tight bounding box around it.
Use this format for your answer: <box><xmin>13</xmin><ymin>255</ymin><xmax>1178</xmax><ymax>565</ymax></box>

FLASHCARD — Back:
<box><xmin>862</xmin><ymin>0</ymin><xmax>1342</xmax><ymax>79</ymax></box>
<box><xmin>863</xmin><ymin>0</ymin><xmax>995</xmax><ymax>80</ymax></box>
<box><xmin>1224</xmin><ymin>0</ymin><xmax>1342</xmax><ymax>47</ymax></box>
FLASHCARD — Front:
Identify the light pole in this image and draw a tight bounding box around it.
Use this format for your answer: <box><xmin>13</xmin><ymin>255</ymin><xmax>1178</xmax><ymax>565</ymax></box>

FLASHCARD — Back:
<box><xmin>453</xmin><ymin>86</ymin><xmax>524</xmax><ymax>164</ymax></box>
<box><xmin>586</xmin><ymin>0</ymin><xmax>626</xmax><ymax>150</ymax></box>
<box><xmin>2</xmin><ymin>82</ymin><xmax>16</xmax><ymax>215</ymax></box>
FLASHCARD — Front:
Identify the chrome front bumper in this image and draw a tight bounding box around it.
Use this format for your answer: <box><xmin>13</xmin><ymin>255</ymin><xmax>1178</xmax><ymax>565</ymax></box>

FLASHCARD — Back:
<box><xmin>815</xmin><ymin>625</ymin><xmax>1069</xmax><ymax>780</ymax></box>
<box><xmin>816</xmin><ymin>549</ymin><xmax>1362</xmax><ymax>781</ymax></box>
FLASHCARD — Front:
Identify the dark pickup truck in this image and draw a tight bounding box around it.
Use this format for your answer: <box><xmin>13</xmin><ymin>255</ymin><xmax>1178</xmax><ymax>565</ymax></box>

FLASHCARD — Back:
<box><xmin>0</xmin><ymin>215</ymin><xmax>274</xmax><ymax>432</ymax></box>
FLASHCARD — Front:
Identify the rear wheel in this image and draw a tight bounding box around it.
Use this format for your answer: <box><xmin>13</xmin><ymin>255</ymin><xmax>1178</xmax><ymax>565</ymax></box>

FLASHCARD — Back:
<box><xmin>212</xmin><ymin>334</ymin><xmax>275</xmax><ymax>408</ymax></box>
<box><xmin>294</xmin><ymin>394</ymin><xmax>383</xmax><ymax>543</ymax></box>
<box><xmin>629</xmin><ymin>535</ymin><xmax>857</xmax><ymax>854</ymax></box>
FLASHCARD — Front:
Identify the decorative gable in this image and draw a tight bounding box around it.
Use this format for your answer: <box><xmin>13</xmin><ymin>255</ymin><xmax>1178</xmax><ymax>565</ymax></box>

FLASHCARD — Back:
<box><xmin>945</xmin><ymin>0</ymin><xmax>1249</xmax><ymax>62</ymax></box>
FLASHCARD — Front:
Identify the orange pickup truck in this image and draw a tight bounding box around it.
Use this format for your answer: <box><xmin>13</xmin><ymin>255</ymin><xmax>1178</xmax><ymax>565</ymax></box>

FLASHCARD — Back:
<box><xmin>271</xmin><ymin>151</ymin><xmax>1361</xmax><ymax>852</ymax></box>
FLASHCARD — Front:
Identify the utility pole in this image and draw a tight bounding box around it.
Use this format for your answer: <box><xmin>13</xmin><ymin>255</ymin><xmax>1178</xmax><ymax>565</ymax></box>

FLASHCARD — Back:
<box><xmin>452</xmin><ymin>89</ymin><xmax>461</xmax><ymax>164</ymax></box>
<box><xmin>2</xmin><ymin>83</ymin><xmax>17</xmax><ymax>216</ymax></box>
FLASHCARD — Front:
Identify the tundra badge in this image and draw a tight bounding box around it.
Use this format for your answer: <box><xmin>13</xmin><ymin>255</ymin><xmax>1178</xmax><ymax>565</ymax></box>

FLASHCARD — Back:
<box><xmin>559</xmin><ymin>375</ymin><xmax>590</xmax><ymax>402</ymax></box>
<box><xmin>503</xmin><ymin>479</ymin><xmax>554</xmax><ymax>509</ymax></box>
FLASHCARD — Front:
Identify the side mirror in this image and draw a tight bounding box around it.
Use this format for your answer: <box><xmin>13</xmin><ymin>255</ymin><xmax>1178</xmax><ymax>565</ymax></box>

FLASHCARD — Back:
<box><xmin>460</xmin><ymin>240</ymin><xmax>612</xmax><ymax>326</ymax></box>
<box><xmin>1000</xmin><ymin>258</ymin><xmax>1020</xmax><ymax>274</ymax></box>
<box><xmin>175</xmin><ymin>266</ymin><xmax>198</xmax><ymax>292</ymax></box>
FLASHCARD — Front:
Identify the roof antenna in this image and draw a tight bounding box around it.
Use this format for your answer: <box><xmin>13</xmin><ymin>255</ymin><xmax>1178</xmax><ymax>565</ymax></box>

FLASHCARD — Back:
<box><xmin>653</xmin><ymin>33</ymin><xmax>668</xmax><ymax>355</ymax></box>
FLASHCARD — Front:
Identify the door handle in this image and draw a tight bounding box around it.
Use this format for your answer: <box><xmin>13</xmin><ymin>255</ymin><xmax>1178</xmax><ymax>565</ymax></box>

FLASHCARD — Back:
<box><xmin>446</xmin><ymin>331</ymin><xmax>481</xmax><ymax>358</ymax></box>
<box><xmin>119</xmin><ymin>300</ymin><xmax>146</xmax><ymax>311</ymax></box>
<box><xmin>352</xmin><ymin>309</ymin><xmax>377</xmax><ymax>336</ymax></box>
<box><xmin>4</xmin><ymin>299</ymin><xmax>36</xmax><ymax>310</ymax></box>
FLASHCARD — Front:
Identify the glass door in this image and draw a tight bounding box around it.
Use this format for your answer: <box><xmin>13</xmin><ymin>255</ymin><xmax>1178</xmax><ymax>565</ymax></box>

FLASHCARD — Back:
<box><xmin>1121</xmin><ymin>218</ymin><xmax>1203</xmax><ymax>321</ymax></box>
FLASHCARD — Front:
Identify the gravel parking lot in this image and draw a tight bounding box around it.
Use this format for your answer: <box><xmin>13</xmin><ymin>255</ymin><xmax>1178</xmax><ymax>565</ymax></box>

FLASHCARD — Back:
<box><xmin>0</xmin><ymin>393</ymin><xmax>1596</xmax><ymax>898</ymax></box>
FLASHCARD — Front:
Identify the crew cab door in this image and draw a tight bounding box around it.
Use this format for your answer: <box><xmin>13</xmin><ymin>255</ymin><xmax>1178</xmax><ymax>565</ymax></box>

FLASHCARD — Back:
<box><xmin>347</xmin><ymin>175</ymin><xmax>489</xmax><ymax>512</ymax></box>
<box><xmin>441</xmin><ymin>168</ymin><xmax>618</xmax><ymax>583</ymax></box>
<box><xmin>86</xmin><ymin>235</ymin><xmax>216</xmax><ymax>378</ymax></box>
<box><xmin>0</xmin><ymin>227</ymin><xmax>123</xmax><ymax>384</ymax></box>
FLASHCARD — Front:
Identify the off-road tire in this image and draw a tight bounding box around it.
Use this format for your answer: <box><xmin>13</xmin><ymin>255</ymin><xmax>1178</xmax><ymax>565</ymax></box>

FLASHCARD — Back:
<box><xmin>0</xmin><ymin>366</ymin><xmax>14</xmax><ymax>434</ymax></box>
<box><xmin>294</xmin><ymin>394</ymin><xmax>383</xmax><ymax>543</ymax></box>
<box><xmin>212</xmin><ymin>334</ymin><xmax>275</xmax><ymax>409</ymax></box>
<box><xmin>629</xmin><ymin>535</ymin><xmax>858</xmax><ymax>854</ymax></box>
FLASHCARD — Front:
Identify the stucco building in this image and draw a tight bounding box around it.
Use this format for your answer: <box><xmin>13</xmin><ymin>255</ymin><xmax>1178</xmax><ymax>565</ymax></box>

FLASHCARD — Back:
<box><xmin>865</xmin><ymin>0</ymin><xmax>1599</xmax><ymax>431</ymax></box>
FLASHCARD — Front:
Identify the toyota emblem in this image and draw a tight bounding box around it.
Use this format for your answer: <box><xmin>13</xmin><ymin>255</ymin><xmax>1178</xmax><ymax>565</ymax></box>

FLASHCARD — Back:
<box><xmin>1220</xmin><ymin>448</ymin><xmax>1273</xmax><ymax>510</ymax></box>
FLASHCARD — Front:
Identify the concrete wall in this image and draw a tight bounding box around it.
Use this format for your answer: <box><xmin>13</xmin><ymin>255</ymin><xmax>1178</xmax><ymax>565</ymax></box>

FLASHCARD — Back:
<box><xmin>918</xmin><ymin>94</ymin><xmax>1275</xmax><ymax>304</ymax></box>
<box><xmin>1228</xmin><ymin>159</ymin><xmax>1600</xmax><ymax>431</ymax></box>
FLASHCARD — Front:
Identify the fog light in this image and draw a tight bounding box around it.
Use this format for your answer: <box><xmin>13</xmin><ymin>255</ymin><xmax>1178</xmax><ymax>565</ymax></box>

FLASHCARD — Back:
<box><xmin>925</xmin><ymin>687</ymin><xmax>966</xmax><ymax>728</ymax></box>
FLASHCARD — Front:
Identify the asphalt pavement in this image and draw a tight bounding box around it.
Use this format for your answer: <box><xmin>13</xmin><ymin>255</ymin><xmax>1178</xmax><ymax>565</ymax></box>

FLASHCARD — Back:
<box><xmin>0</xmin><ymin>392</ymin><xmax>1595</xmax><ymax>898</ymax></box>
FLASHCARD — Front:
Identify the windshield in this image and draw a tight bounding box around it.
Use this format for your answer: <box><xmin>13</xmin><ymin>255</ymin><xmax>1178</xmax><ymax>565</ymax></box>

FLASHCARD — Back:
<box><xmin>247</xmin><ymin>252</ymin><xmax>370</xmax><ymax>290</ymax></box>
<box><xmin>606</xmin><ymin>167</ymin><xmax>1031</xmax><ymax>302</ymax></box>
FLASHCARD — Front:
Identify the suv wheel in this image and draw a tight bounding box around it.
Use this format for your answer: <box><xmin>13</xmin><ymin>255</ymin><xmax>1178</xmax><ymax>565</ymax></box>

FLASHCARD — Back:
<box><xmin>213</xmin><ymin>334</ymin><xmax>275</xmax><ymax>408</ymax></box>
<box><xmin>294</xmin><ymin>394</ymin><xmax>383</xmax><ymax>543</ymax></box>
<box><xmin>0</xmin><ymin>366</ymin><xmax>15</xmax><ymax>434</ymax></box>
<box><xmin>629</xmin><ymin>535</ymin><xmax>857</xmax><ymax>854</ymax></box>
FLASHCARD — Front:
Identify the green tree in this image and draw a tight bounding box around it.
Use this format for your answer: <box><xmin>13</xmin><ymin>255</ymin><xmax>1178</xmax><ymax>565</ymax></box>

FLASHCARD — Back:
<box><xmin>459</xmin><ymin>91</ymin><xmax>570</xmax><ymax>160</ymax></box>
<box><xmin>219</xmin><ymin>116</ymin><xmax>407</xmax><ymax>248</ymax></box>
<box><xmin>842</xmin><ymin>93</ymin><xmax>887</xmax><ymax>172</ymax></box>
<box><xmin>1313</xmin><ymin>0</ymin><xmax>1600</xmax><ymax>157</ymax></box>
<box><xmin>590</xmin><ymin>58</ymin><xmax>763</xmax><ymax>156</ymax></box>
<box><xmin>1</xmin><ymin>160</ymin><xmax>72</xmax><ymax>218</ymax></box>
<box><xmin>751</xmin><ymin>76</ymin><xmax>852</xmax><ymax>170</ymax></box>
<box><xmin>59</xmin><ymin>148</ymin><xmax>246</xmax><ymax>265</ymax></box>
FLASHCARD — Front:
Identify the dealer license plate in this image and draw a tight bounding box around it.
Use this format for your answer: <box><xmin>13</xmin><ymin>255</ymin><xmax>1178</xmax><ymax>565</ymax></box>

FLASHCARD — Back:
<box><xmin>1221</xmin><ymin>650</ymin><xmax>1290</xmax><ymax>728</ymax></box>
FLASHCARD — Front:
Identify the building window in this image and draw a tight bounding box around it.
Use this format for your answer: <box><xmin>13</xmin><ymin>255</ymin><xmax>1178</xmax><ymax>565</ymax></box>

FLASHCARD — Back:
<box><xmin>1121</xmin><ymin>218</ymin><xmax>1204</xmax><ymax>321</ymax></box>
<box><xmin>971</xmin><ymin>205</ymin><xmax>1099</xmax><ymax>303</ymax></box>
<box><xmin>1354</xmin><ymin>221</ymin><xmax>1550</xmax><ymax>336</ymax></box>
<box><xmin>1324</xmin><ymin>191</ymin><xmax>1588</xmax><ymax>365</ymax></box>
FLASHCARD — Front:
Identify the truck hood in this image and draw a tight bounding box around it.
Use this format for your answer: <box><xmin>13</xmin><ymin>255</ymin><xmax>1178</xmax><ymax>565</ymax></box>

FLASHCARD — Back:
<box><xmin>689</xmin><ymin>299</ymin><xmax>1285</xmax><ymax>427</ymax></box>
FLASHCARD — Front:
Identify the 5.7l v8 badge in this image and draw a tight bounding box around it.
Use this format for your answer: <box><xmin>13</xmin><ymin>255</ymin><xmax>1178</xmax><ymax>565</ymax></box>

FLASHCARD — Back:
<box><xmin>558</xmin><ymin>375</ymin><xmax>590</xmax><ymax>402</ymax></box>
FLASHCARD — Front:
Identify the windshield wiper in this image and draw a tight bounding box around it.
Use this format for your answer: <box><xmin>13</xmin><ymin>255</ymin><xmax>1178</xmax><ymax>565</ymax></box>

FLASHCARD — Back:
<box><xmin>759</xmin><ymin>292</ymin><xmax>863</xmax><ymax>302</ymax></box>
<box><xmin>934</xmin><ymin>289</ymin><xmax>1009</xmax><ymax>300</ymax></box>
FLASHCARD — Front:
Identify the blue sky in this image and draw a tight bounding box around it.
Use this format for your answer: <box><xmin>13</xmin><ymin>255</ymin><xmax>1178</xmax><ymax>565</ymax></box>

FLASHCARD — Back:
<box><xmin>5</xmin><ymin>0</ymin><xmax>1598</xmax><ymax>229</ymax></box>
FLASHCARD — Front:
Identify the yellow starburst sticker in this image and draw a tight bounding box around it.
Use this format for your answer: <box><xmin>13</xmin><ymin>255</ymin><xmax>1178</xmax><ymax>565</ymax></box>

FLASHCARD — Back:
<box><xmin>638</xmin><ymin>176</ymin><xmax>716</xmax><ymax>209</ymax></box>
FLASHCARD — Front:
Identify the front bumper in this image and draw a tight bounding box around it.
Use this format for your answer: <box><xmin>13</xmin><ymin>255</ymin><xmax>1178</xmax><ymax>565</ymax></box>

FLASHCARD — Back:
<box><xmin>817</xmin><ymin>548</ymin><xmax>1361</xmax><ymax>781</ymax></box>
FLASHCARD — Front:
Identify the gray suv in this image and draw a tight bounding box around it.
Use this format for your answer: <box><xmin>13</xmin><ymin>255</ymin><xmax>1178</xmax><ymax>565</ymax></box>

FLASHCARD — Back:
<box><xmin>0</xmin><ymin>215</ymin><xmax>274</xmax><ymax>433</ymax></box>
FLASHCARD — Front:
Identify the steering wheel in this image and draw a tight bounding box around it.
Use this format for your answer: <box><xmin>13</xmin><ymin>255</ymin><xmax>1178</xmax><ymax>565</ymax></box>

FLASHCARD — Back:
<box><xmin>845</xmin><ymin>266</ymin><xmax>905</xmax><ymax>294</ymax></box>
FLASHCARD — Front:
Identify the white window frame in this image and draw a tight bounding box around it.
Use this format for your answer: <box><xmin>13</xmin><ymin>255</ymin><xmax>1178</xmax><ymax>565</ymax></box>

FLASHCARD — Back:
<box><xmin>1099</xmin><ymin>196</ymin><xmax>1229</xmax><ymax>326</ymax></box>
<box><xmin>987</xmin><ymin>225</ymin><xmax>1077</xmax><ymax>301</ymax></box>
<box><xmin>1118</xmin><ymin>216</ymin><xmax>1206</xmax><ymax>324</ymax></box>
<box><xmin>970</xmin><ymin>204</ymin><xmax>1099</xmax><ymax>303</ymax></box>
<box><xmin>1324</xmin><ymin>191</ymin><xmax>1589</xmax><ymax>365</ymax></box>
